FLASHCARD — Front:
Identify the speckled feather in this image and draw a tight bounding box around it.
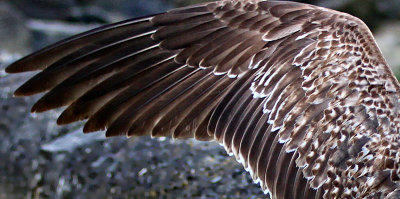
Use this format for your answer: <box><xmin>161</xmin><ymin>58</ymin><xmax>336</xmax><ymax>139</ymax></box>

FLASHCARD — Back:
<box><xmin>6</xmin><ymin>0</ymin><xmax>400</xmax><ymax>198</ymax></box>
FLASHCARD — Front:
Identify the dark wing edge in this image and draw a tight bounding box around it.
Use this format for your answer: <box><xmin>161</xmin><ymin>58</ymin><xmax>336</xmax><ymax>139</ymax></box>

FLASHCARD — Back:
<box><xmin>6</xmin><ymin>0</ymin><xmax>400</xmax><ymax>199</ymax></box>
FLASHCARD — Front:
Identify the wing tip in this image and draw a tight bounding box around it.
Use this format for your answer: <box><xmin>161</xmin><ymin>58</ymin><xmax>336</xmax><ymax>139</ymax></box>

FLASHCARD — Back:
<box><xmin>13</xmin><ymin>77</ymin><xmax>51</xmax><ymax>97</ymax></box>
<box><xmin>5</xmin><ymin>56</ymin><xmax>43</xmax><ymax>74</ymax></box>
<box><xmin>14</xmin><ymin>86</ymin><xmax>36</xmax><ymax>97</ymax></box>
<box><xmin>13</xmin><ymin>89</ymin><xmax>28</xmax><ymax>97</ymax></box>
<box><xmin>5</xmin><ymin>62</ymin><xmax>24</xmax><ymax>74</ymax></box>
<box><xmin>57</xmin><ymin>111</ymin><xmax>77</xmax><ymax>126</ymax></box>
<box><xmin>30</xmin><ymin>102</ymin><xmax>50</xmax><ymax>113</ymax></box>
<box><xmin>83</xmin><ymin>120</ymin><xmax>101</xmax><ymax>133</ymax></box>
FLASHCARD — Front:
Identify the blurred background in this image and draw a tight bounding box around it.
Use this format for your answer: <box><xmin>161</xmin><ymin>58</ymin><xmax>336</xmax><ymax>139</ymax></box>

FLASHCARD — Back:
<box><xmin>0</xmin><ymin>0</ymin><xmax>399</xmax><ymax>198</ymax></box>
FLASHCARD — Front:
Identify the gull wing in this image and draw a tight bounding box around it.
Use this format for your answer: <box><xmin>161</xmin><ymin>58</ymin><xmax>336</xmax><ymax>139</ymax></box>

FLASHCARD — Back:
<box><xmin>6</xmin><ymin>1</ymin><xmax>400</xmax><ymax>198</ymax></box>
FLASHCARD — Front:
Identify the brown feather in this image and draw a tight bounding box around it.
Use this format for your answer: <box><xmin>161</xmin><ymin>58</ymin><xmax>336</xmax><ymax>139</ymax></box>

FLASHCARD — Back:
<box><xmin>237</xmin><ymin>100</ymin><xmax>266</xmax><ymax>168</ymax></box>
<box><xmin>84</xmin><ymin>63</ymin><xmax>190</xmax><ymax>133</ymax></box>
<box><xmin>230</xmin><ymin>98</ymin><xmax>263</xmax><ymax>159</ymax></box>
<box><xmin>273</xmin><ymin>150</ymin><xmax>295</xmax><ymax>199</ymax></box>
<box><xmin>282</xmin><ymin>152</ymin><xmax>300</xmax><ymax>199</ymax></box>
<box><xmin>6</xmin><ymin>17</ymin><xmax>155</xmax><ymax>73</ymax></box>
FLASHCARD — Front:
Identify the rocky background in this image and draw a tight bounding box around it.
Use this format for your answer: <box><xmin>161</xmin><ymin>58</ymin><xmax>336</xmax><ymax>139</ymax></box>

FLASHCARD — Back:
<box><xmin>0</xmin><ymin>0</ymin><xmax>399</xmax><ymax>199</ymax></box>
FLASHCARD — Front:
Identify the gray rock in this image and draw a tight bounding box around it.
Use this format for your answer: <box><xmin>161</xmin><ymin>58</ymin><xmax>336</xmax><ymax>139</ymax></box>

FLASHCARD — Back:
<box><xmin>41</xmin><ymin>128</ymin><xmax>105</xmax><ymax>153</ymax></box>
<box><xmin>0</xmin><ymin>2</ymin><xmax>30</xmax><ymax>63</ymax></box>
<box><xmin>374</xmin><ymin>22</ymin><xmax>400</xmax><ymax>78</ymax></box>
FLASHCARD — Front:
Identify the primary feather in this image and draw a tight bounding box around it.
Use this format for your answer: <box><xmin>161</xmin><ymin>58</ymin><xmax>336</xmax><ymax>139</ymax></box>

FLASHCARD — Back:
<box><xmin>6</xmin><ymin>0</ymin><xmax>400</xmax><ymax>198</ymax></box>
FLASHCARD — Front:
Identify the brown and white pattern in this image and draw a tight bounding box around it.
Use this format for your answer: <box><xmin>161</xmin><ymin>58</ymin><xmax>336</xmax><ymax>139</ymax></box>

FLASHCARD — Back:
<box><xmin>5</xmin><ymin>0</ymin><xmax>400</xmax><ymax>198</ymax></box>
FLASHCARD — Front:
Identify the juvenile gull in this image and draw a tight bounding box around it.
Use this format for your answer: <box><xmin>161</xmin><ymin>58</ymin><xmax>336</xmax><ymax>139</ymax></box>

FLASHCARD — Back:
<box><xmin>6</xmin><ymin>0</ymin><xmax>400</xmax><ymax>198</ymax></box>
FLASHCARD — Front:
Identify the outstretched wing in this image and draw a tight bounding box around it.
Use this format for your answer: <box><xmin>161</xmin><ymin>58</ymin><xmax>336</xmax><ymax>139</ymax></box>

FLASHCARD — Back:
<box><xmin>6</xmin><ymin>0</ymin><xmax>400</xmax><ymax>198</ymax></box>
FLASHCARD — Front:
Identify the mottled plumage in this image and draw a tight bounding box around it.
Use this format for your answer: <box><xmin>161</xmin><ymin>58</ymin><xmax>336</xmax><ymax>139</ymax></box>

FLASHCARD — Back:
<box><xmin>6</xmin><ymin>0</ymin><xmax>400</xmax><ymax>198</ymax></box>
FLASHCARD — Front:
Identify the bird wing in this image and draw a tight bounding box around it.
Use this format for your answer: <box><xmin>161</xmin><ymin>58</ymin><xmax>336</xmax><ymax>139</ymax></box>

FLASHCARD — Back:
<box><xmin>6</xmin><ymin>0</ymin><xmax>400</xmax><ymax>198</ymax></box>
